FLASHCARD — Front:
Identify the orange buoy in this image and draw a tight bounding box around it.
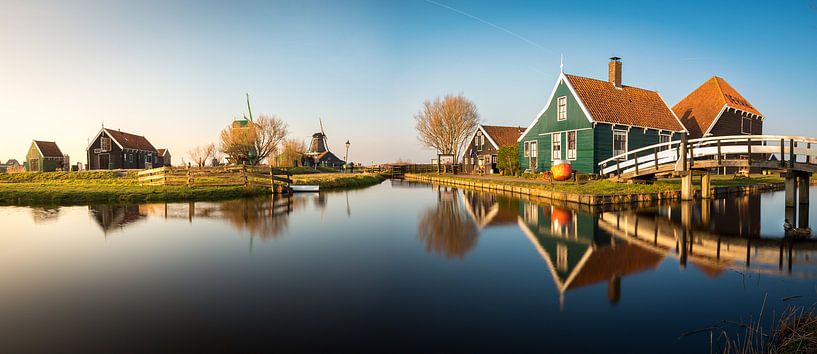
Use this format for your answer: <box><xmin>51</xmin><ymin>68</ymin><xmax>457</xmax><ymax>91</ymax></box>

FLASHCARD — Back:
<box><xmin>551</xmin><ymin>160</ymin><xmax>573</xmax><ymax>181</ymax></box>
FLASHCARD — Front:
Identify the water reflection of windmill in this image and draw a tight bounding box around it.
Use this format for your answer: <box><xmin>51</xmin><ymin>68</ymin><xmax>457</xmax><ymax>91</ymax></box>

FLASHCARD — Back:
<box><xmin>517</xmin><ymin>202</ymin><xmax>664</xmax><ymax>308</ymax></box>
<box><xmin>304</xmin><ymin>119</ymin><xmax>345</xmax><ymax>168</ymax></box>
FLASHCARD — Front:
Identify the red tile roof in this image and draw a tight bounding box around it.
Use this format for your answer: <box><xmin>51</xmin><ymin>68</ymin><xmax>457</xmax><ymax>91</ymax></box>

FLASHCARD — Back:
<box><xmin>564</xmin><ymin>74</ymin><xmax>685</xmax><ymax>132</ymax></box>
<box><xmin>672</xmin><ymin>76</ymin><xmax>762</xmax><ymax>138</ymax></box>
<box><xmin>481</xmin><ymin>125</ymin><xmax>525</xmax><ymax>148</ymax></box>
<box><xmin>104</xmin><ymin>129</ymin><xmax>157</xmax><ymax>152</ymax></box>
<box><xmin>33</xmin><ymin>141</ymin><xmax>63</xmax><ymax>158</ymax></box>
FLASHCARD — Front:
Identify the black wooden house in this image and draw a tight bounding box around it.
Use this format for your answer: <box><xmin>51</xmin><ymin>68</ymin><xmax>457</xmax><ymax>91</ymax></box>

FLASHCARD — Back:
<box><xmin>86</xmin><ymin>128</ymin><xmax>160</xmax><ymax>170</ymax></box>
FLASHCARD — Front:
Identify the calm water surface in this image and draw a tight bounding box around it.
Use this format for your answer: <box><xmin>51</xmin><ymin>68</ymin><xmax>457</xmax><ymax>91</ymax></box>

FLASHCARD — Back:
<box><xmin>3</xmin><ymin>181</ymin><xmax>817</xmax><ymax>353</ymax></box>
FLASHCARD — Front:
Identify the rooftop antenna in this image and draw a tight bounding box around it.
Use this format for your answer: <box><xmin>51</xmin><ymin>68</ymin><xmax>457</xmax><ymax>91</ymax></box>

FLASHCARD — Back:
<box><xmin>246</xmin><ymin>93</ymin><xmax>254</xmax><ymax>122</ymax></box>
<box><xmin>560</xmin><ymin>53</ymin><xmax>564</xmax><ymax>73</ymax></box>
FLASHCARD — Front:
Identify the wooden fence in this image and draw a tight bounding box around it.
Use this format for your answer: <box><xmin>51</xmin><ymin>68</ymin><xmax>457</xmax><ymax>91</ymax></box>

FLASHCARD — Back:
<box><xmin>364</xmin><ymin>164</ymin><xmax>458</xmax><ymax>178</ymax></box>
<box><xmin>137</xmin><ymin>166</ymin><xmax>292</xmax><ymax>191</ymax></box>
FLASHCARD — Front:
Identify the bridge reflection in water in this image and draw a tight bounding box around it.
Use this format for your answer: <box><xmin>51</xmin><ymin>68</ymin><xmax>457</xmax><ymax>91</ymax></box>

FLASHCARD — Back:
<box><xmin>448</xmin><ymin>187</ymin><xmax>817</xmax><ymax>309</ymax></box>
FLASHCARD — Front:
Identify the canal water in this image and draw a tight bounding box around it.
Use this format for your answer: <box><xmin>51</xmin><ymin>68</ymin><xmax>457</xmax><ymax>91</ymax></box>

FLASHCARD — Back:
<box><xmin>2</xmin><ymin>180</ymin><xmax>817</xmax><ymax>353</ymax></box>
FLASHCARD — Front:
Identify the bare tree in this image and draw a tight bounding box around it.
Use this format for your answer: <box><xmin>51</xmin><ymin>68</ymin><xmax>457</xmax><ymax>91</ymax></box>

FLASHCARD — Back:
<box><xmin>220</xmin><ymin>115</ymin><xmax>288</xmax><ymax>165</ymax></box>
<box><xmin>415</xmin><ymin>94</ymin><xmax>480</xmax><ymax>160</ymax></box>
<box><xmin>253</xmin><ymin>114</ymin><xmax>288</xmax><ymax>165</ymax></box>
<box><xmin>277</xmin><ymin>138</ymin><xmax>307</xmax><ymax>167</ymax></box>
<box><xmin>187</xmin><ymin>143</ymin><xmax>215</xmax><ymax>168</ymax></box>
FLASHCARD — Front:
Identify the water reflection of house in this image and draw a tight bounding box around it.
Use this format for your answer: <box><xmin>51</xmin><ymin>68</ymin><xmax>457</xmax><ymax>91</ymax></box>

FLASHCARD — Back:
<box><xmin>88</xmin><ymin>205</ymin><xmax>146</xmax><ymax>234</ymax></box>
<box><xmin>517</xmin><ymin>202</ymin><xmax>664</xmax><ymax>306</ymax></box>
<box><xmin>31</xmin><ymin>207</ymin><xmax>61</xmax><ymax>224</ymax></box>
<box><xmin>461</xmin><ymin>190</ymin><xmax>518</xmax><ymax>229</ymax></box>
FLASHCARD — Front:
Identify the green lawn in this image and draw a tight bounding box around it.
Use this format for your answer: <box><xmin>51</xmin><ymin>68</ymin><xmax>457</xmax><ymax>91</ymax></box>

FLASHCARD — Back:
<box><xmin>0</xmin><ymin>171</ymin><xmax>384</xmax><ymax>205</ymax></box>
<box><xmin>410</xmin><ymin>173</ymin><xmax>786</xmax><ymax>196</ymax></box>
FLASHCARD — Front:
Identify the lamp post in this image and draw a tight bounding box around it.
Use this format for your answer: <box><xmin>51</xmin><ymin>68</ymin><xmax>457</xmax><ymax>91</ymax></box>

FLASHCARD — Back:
<box><xmin>345</xmin><ymin>140</ymin><xmax>351</xmax><ymax>171</ymax></box>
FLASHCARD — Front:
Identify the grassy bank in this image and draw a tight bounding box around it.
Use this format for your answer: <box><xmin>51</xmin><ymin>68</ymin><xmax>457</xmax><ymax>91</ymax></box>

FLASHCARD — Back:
<box><xmin>408</xmin><ymin>173</ymin><xmax>785</xmax><ymax>196</ymax></box>
<box><xmin>0</xmin><ymin>171</ymin><xmax>384</xmax><ymax>205</ymax></box>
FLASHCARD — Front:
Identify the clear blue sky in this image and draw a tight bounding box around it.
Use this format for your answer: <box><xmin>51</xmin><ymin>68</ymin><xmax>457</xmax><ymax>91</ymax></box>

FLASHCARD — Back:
<box><xmin>1</xmin><ymin>0</ymin><xmax>815</xmax><ymax>164</ymax></box>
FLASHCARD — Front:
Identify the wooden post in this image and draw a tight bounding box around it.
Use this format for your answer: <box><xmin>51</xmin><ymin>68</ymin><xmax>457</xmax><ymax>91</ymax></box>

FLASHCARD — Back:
<box><xmin>680</xmin><ymin>134</ymin><xmax>688</xmax><ymax>171</ymax></box>
<box><xmin>187</xmin><ymin>164</ymin><xmax>192</xmax><ymax>187</ymax></box>
<box><xmin>616</xmin><ymin>159</ymin><xmax>620</xmax><ymax>177</ymax></box>
<box><xmin>790</xmin><ymin>139</ymin><xmax>796</xmax><ymax>167</ymax></box>
<box><xmin>681</xmin><ymin>173</ymin><xmax>694</xmax><ymax>200</ymax></box>
<box><xmin>781</xmin><ymin>139</ymin><xmax>786</xmax><ymax>167</ymax></box>
<box><xmin>634</xmin><ymin>154</ymin><xmax>639</xmax><ymax>175</ymax></box>
<box><xmin>243</xmin><ymin>165</ymin><xmax>248</xmax><ymax>188</ymax></box>
<box><xmin>701</xmin><ymin>172</ymin><xmax>712</xmax><ymax>199</ymax></box>
<box><xmin>717</xmin><ymin>140</ymin><xmax>722</xmax><ymax>165</ymax></box>
<box><xmin>785</xmin><ymin>173</ymin><xmax>797</xmax><ymax>208</ymax></box>
<box><xmin>654</xmin><ymin>147</ymin><xmax>658</xmax><ymax>171</ymax></box>
<box><xmin>270</xmin><ymin>165</ymin><xmax>274</xmax><ymax>192</ymax></box>
<box><xmin>688</xmin><ymin>144</ymin><xmax>694</xmax><ymax>169</ymax></box>
<box><xmin>747</xmin><ymin>138</ymin><xmax>752</xmax><ymax>163</ymax></box>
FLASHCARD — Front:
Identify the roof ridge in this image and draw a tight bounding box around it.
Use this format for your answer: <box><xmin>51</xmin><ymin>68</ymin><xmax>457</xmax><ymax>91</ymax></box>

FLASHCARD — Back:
<box><xmin>711</xmin><ymin>76</ymin><xmax>728</xmax><ymax>106</ymax></box>
<box><xmin>565</xmin><ymin>73</ymin><xmax>657</xmax><ymax>93</ymax></box>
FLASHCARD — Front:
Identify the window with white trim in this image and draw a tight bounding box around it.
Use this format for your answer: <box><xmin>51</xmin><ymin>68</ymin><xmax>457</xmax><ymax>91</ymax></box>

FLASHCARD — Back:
<box><xmin>567</xmin><ymin>131</ymin><xmax>577</xmax><ymax>160</ymax></box>
<box><xmin>523</xmin><ymin>141</ymin><xmax>530</xmax><ymax>157</ymax></box>
<box><xmin>659</xmin><ymin>134</ymin><xmax>671</xmax><ymax>151</ymax></box>
<box><xmin>476</xmin><ymin>131</ymin><xmax>483</xmax><ymax>151</ymax></box>
<box><xmin>529</xmin><ymin>141</ymin><xmax>537</xmax><ymax>158</ymax></box>
<box><xmin>551</xmin><ymin>133</ymin><xmax>562</xmax><ymax>160</ymax></box>
<box><xmin>613</xmin><ymin>130</ymin><xmax>627</xmax><ymax>159</ymax></box>
<box><xmin>557</xmin><ymin>243</ymin><xmax>568</xmax><ymax>272</ymax></box>
<box><xmin>741</xmin><ymin>117</ymin><xmax>751</xmax><ymax>134</ymax></box>
<box><xmin>100</xmin><ymin>137</ymin><xmax>111</xmax><ymax>152</ymax></box>
<box><xmin>491</xmin><ymin>155</ymin><xmax>497</xmax><ymax>164</ymax></box>
<box><xmin>557</xmin><ymin>96</ymin><xmax>567</xmax><ymax>121</ymax></box>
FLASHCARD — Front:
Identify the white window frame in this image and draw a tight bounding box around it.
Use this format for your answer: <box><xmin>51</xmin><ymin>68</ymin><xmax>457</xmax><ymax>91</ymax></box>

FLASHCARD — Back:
<box><xmin>557</xmin><ymin>96</ymin><xmax>567</xmax><ymax>121</ymax></box>
<box><xmin>476</xmin><ymin>132</ymin><xmax>483</xmax><ymax>151</ymax></box>
<box><xmin>551</xmin><ymin>133</ymin><xmax>562</xmax><ymax>161</ymax></box>
<box><xmin>659</xmin><ymin>133</ymin><xmax>672</xmax><ymax>151</ymax></box>
<box><xmin>529</xmin><ymin>141</ymin><xmax>538</xmax><ymax>158</ymax></box>
<box><xmin>566</xmin><ymin>130</ymin><xmax>577</xmax><ymax>160</ymax></box>
<box><xmin>523</xmin><ymin>141</ymin><xmax>530</xmax><ymax>157</ymax></box>
<box><xmin>100</xmin><ymin>137</ymin><xmax>111</xmax><ymax>152</ymax></box>
<box><xmin>741</xmin><ymin>116</ymin><xmax>751</xmax><ymax>134</ymax></box>
<box><xmin>613</xmin><ymin>130</ymin><xmax>628</xmax><ymax>159</ymax></box>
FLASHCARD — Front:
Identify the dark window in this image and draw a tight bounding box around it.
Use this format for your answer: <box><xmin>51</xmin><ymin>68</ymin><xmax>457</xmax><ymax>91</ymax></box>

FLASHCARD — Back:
<box><xmin>613</xmin><ymin>130</ymin><xmax>627</xmax><ymax>158</ymax></box>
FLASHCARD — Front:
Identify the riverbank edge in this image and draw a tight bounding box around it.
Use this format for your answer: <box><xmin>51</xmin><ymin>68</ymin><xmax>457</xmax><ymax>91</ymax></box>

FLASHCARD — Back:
<box><xmin>404</xmin><ymin>173</ymin><xmax>785</xmax><ymax>206</ymax></box>
<box><xmin>0</xmin><ymin>173</ymin><xmax>385</xmax><ymax>206</ymax></box>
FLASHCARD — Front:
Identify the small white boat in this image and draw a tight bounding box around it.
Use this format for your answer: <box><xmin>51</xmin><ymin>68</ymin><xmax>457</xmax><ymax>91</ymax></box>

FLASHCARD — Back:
<box><xmin>291</xmin><ymin>185</ymin><xmax>320</xmax><ymax>193</ymax></box>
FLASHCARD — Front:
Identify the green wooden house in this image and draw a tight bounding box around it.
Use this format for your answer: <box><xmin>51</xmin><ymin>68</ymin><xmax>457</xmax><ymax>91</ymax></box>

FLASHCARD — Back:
<box><xmin>26</xmin><ymin>140</ymin><xmax>66</xmax><ymax>172</ymax></box>
<box><xmin>518</xmin><ymin>58</ymin><xmax>687</xmax><ymax>173</ymax></box>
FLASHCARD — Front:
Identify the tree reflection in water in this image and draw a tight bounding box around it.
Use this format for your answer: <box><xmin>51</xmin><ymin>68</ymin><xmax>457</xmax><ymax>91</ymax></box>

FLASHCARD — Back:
<box><xmin>31</xmin><ymin>207</ymin><xmax>61</xmax><ymax>224</ymax></box>
<box><xmin>217</xmin><ymin>198</ymin><xmax>294</xmax><ymax>241</ymax></box>
<box><xmin>418</xmin><ymin>187</ymin><xmax>479</xmax><ymax>260</ymax></box>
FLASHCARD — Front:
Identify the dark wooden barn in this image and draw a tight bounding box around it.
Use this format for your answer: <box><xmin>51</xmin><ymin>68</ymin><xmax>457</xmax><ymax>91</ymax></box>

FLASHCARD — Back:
<box><xmin>86</xmin><ymin>128</ymin><xmax>160</xmax><ymax>170</ymax></box>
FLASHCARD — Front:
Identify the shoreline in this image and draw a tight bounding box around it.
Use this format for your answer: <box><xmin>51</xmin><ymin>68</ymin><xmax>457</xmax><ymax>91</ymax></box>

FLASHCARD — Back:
<box><xmin>404</xmin><ymin>173</ymin><xmax>787</xmax><ymax>206</ymax></box>
<box><xmin>0</xmin><ymin>172</ymin><xmax>385</xmax><ymax>206</ymax></box>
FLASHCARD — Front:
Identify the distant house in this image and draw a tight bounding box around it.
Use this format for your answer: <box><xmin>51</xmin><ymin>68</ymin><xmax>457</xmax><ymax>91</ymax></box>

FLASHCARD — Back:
<box><xmin>517</xmin><ymin>58</ymin><xmax>687</xmax><ymax>173</ymax></box>
<box><xmin>462</xmin><ymin>124</ymin><xmax>525</xmax><ymax>174</ymax></box>
<box><xmin>673</xmin><ymin>76</ymin><xmax>763</xmax><ymax>138</ymax></box>
<box><xmin>157</xmin><ymin>149</ymin><xmax>172</xmax><ymax>167</ymax></box>
<box><xmin>3</xmin><ymin>159</ymin><xmax>23</xmax><ymax>173</ymax></box>
<box><xmin>26</xmin><ymin>140</ymin><xmax>66</xmax><ymax>172</ymax></box>
<box><xmin>86</xmin><ymin>128</ymin><xmax>160</xmax><ymax>170</ymax></box>
<box><xmin>304</xmin><ymin>132</ymin><xmax>345</xmax><ymax>168</ymax></box>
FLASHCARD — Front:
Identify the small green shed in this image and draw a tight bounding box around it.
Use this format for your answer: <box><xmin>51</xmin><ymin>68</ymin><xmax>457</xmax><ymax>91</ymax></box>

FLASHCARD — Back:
<box><xmin>27</xmin><ymin>140</ymin><xmax>66</xmax><ymax>172</ymax></box>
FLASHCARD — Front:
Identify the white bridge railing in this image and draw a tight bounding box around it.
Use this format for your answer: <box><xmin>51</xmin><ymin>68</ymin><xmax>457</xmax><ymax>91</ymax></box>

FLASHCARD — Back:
<box><xmin>598</xmin><ymin>135</ymin><xmax>817</xmax><ymax>178</ymax></box>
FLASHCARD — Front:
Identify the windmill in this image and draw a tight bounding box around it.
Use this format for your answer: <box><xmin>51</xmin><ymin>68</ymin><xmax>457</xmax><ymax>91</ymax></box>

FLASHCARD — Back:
<box><xmin>304</xmin><ymin>117</ymin><xmax>345</xmax><ymax>168</ymax></box>
<box><xmin>306</xmin><ymin>118</ymin><xmax>331</xmax><ymax>156</ymax></box>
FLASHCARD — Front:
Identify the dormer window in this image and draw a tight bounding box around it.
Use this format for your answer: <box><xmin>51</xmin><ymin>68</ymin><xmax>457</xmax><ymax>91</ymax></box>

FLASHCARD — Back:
<box><xmin>557</xmin><ymin>96</ymin><xmax>567</xmax><ymax>121</ymax></box>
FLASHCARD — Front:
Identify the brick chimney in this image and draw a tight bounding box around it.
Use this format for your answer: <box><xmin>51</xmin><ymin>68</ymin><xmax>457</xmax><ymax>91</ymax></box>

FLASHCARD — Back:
<box><xmin>608</xmin><ymin>57</ymin><xmax>622</xmax><ymax>88</ymax></box>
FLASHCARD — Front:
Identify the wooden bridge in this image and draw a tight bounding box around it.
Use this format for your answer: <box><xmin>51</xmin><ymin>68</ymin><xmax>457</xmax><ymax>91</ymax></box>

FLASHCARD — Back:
<box><xmin>598</xmin><ymin>134</ymin><xmax>815</xmax><ymax>208</ymax></box>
